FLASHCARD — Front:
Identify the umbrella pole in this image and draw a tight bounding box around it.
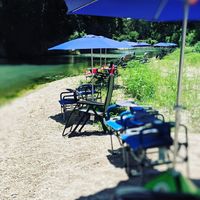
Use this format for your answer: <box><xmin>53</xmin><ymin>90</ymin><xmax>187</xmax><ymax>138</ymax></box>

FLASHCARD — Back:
<box><xmin>91</xmin><ymin>49</ymin><xmax>94</xmax><ymax>100</ymax></box>
<box><xmin>105</xmin><ymin>49</ymin><xmax>107</xmax><ymax>65</ymax></box>
<box><xmin>173</xmin><ymin>1</ymin><xmax>189</xmax><ymax>176</ymax></box>
<box><xmin>100</xmin><ymin>48</ymin><xmax>102</xmax><ymax>66</ymax></box>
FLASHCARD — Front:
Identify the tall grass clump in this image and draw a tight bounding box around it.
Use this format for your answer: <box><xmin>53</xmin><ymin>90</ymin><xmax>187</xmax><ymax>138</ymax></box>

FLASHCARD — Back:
<box><xmin>194</xmin><ymin>41</ymin><xmax>200</xmax><ymax>53</ymax></box>
<box><xmin>120</xmin><ymin>61</ymin><xmax>160</xmax><ymax>103</ymax></box>
<box><xmin>120</xmin><ymin>60</ymin><xmax>177</xmax><ymax>110</ymax></box>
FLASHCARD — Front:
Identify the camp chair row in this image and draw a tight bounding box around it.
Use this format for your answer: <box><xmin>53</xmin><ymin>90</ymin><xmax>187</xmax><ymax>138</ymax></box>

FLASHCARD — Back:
<box><xmin>104</xmin><ymin>104</ymin><xmax>189</xmax><ymax>178</ymax></box>
<box><xmin>85</xmin><ymin>65</ymin><xmax>118</xmax><ymax>85</ymax></box>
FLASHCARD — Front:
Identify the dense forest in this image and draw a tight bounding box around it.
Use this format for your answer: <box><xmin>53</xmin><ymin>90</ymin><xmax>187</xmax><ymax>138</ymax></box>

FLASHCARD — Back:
<box><xmin>0</xmin><ymin>0</ymin><xmax>200</xmax><ymax>58</ymax></box>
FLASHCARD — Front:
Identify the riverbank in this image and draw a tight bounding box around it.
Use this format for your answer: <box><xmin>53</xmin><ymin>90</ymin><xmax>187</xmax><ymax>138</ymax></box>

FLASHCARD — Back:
<box><xmin>0</xmin><ymin>75</ymin><xmax>200</xmax><ymax>200</ymax></box>
<box><xmin>0</xmin><ymin>48</ymin><xmax>160</xmax><ymax>106</ymax></box>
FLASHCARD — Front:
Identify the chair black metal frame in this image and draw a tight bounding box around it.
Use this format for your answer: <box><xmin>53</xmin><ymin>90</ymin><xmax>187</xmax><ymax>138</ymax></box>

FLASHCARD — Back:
<box><xmin>59</xmin><ymin>88</ymin><xmax>78</xmax><ymax>120</ymax></box>
<box><xmin>122</xmin><ymin>122</ymin><xmax>189</xmax><ymax>178</ymax></box>
<box><xmin>105</xmin><ymin>105</ymin><xmax>165</xmax><ymax>153</ymax></box>
<box><xmin>62</xmin><ymin>74</ymin><xmax>115</xmax><ymax>137</ymax></box>
<box><xmin>59</xmin><ymin>83</ymin><xmax>103</xmax><ymax>120</ymax></box>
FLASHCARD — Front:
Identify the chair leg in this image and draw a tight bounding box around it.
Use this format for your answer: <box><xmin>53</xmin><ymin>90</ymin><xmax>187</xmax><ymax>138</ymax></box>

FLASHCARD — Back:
<box><xmin>110</xmin><ymin>130</ymin><xmax>114</xmax><ymax>152</ymax></box>
<box><xmin>78</xmin><ymin>114</ymin><xmax>90</xmax><ymax>132</ymax></box>
<box><xmin>69</xmin><ymin>107</ymin><xmax>90</xmax><ymax>136</ymax></box>
<box><xmin>69</xmin><ymin>113</ymin><xmax>86</xmax><ymax>135</ymax></box>
<box><xmin>100</xmin><ymin>118</ymin><xmax>108</xmax><ymax>133</ymax></box>
<box><xmin>62</xmin><ymin>113</ymin><xmax>71</xmax><ymax>137</ymax></box>
<box><xmin>62</xmin><ymin>124</ymin><xmax>68</xmax><ymax>137</ymax></box>
<box><xmin>62</xmin><ymin>105</ymin><xmax>78</xmax><ymax>136</ymax></box>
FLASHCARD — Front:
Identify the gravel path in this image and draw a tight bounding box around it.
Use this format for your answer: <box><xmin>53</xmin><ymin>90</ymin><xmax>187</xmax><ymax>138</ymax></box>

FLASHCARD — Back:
<box><xmin>0</xmin><ymin>75</ymin><xmax>199</xmax><ymax>200</ymax></box>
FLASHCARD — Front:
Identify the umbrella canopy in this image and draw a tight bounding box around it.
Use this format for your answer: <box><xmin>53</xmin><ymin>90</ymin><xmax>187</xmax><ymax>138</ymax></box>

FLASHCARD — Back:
<box><xmin>64</xmin><ymin>0</ymin><xmax>200</xmax><ymax>172</ymax></box>
<box><xmin>48</xmin><ymin>34</ymin><xmax>131</xmax><ymax>50</ymax></box>
<box><xmin>136</xmin><ymin>42</ymin><xmax>151</xmax><ymax>47</ymax></box>
<box><xmin>154</xmin><ymin>42</ymin><xmax>178</xmax><ymax>47</ymax></box>
<box><xmin>121</xmin><ymin>41</ymin><xmax>151</xmax><ymax>47</ymax></box>
<box><xmin>121</xmin><ymin>41</ymin><xmax>138</xmax><ymax>47</ymax></box>
<box><xmin>65</xmin><ymin>0</ymin><xmax>200</xmax><ymax>21</ymax></box>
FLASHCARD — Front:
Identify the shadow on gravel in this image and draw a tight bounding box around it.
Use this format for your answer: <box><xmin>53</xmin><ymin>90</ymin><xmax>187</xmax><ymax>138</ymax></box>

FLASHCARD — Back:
<box><xmin>67</xmin><ymin>130</ymin><xmax>109</xmax><ymax>138</ymax></box>
<box><xmin>76</xmin><ymin>177</ymin><xmax>200</xmax><ymax>200</ymax></box>
<box><xmin>75</xmin><ymin>177</ymin><xmax>148</xmax><ymax>200</ymax></box>
<box><xmin>106</xmin><ymin>148</ymin><xmax>124</xmax><ymax>169</ymax></box>
<box><xmin>50</xmin><ymin>110</ymin><xmax>86</xmax><ymax>126</ymax></box>
<box><xmin>49</xmin><ymin>113</ymin><xmax>65</xmax><ymax>125</ymax></box>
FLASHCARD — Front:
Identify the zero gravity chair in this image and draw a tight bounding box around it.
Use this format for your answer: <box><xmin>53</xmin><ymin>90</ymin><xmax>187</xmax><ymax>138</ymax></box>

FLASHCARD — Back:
<box><xmin>59</xmin><ymin>83</ymin><xmax>102</xmax><ymax>120</ymax></box>
<box><xmin>62</xmin><ymin>74</ymin><xmax>114</xmax><ymax>137</ymax></box>
<box><xmin>105</xmin><ymin>104</ymin><xmax>165</xmax><ymax>152</ymax></box>
<box><xmin>121</xmin><ymin>121</ymin><xmax>189</xmax><ymax>178</ymax></box>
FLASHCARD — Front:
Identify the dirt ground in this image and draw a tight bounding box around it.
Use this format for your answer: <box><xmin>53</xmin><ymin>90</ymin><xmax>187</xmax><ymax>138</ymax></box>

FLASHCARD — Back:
<box><xmin>0</xmin><ymin>75</ymin><xmax>200</xmax><ymax>200</ymax></box>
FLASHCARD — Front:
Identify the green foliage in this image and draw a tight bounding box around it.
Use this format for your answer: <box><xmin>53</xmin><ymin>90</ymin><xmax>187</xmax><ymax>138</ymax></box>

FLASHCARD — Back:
<box><xmin>120</xmin><ymin>47</ymin><xmax>200</xmax><ymax>132</ymax></box>
<box><xmin>147</xmin><ymin>39</ymin><xmax>158</xmax><ymax>45</ymax></box>
<box><xmin>120</xmin><ymin>59</ymin><xmax>176</xmax><ymax>109</ymax></box>
<box><xmin>171</xmin><ymin>32</ymin><xmax>181</xmax><ymax>44</ymax></box>
<box><xmin>194</xmin><ymin>41</ymin><xmax>200</xmax><ymax>53</ymax></box>
<box><xmin>2</xmin><ymin>2</ymin><xmax>200</xmax><ymax>59</ymax></box>
<box><xmin>69</xmin><ymin>31</ymin><xmax>86</xmax><ymax>40</ymax></box>
<box><xmin>120</xmin><ymin>61</ymin><xmax>160</xmax><ymax>102</ymax></box>
<box><xmin>129</xmin><ymin>31</ymin><xmax>139</xmax><ymax>41</ymax></box>
<box><xmin>154</xmin><ymin>71</ymin><xmax>176</xmax><ymax>108</ymax></box>
<box><xmin>113</xmin><ymin>34</ymin><xmax>129</xmax><ymax>41</ymax></box>
<box><xmin>186</xmin><ymin>30</ymin><xmax>198</xmax><ymax>46</ymax></box>
<box><xmin>113</xmin><ymin>31</ymin><xmax>139</xmax><ymax>42</ymax></box>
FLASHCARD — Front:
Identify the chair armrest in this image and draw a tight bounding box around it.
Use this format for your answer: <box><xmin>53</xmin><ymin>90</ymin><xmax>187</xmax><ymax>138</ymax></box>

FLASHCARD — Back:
<box><xmin>120</xmin><ymin>110</ymin><xmax>132</xmax><ymax>121</ymax></box>
<box><xmin>60</xmin><ymin>88</ymin><xmax>76</xmax><ymax>100</ymax></box>
<box><xmin>106</xmin><ymin>104</ymin><xmax>120</xmax><ymax>120</ymax></box>
<box><xmin>77</xmin><ymin>100</ymin><xmax>104</xmax><ymax>106</ymax></box>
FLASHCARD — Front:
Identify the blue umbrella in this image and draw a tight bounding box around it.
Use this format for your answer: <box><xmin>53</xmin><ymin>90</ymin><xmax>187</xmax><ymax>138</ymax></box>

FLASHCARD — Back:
<box><xmin>154</xmin><ymin>42</ymin><xmax>178</xmax><ymax>47</ymax></box>
<box><xmin>121</xmin><ymin>41</ymin><xmax>138</xmax><ymax>47</ymax></box>
<box><xmin>49</xmin><ymin>34</ymin><xmax>130</xmax><ymax>66</ymax></box>
<box><xmin>49</xmin><ymin>34</ymin><xmax>131</xmax><ymax>66</ymax></box>
<box><xmin>122</xmin><ymin>41</ymin><xmax>151</xmax><ymax>47</ymax></box>
<box><xmin>64</xmin><ymin>0</ymin><xmax>200</xmax><ymax>170</ymax></box>
<box><xmin>49</xmin><ymin>34</ymin><xmax>131</xmax><ymax>50</ymax></box>
<box><xmin>136</xmin><ymin>42</ymin><xmax>151</xmax><ymax>47</ymax></box>
<box><xmin>65</xmin><ymin>0</ymin><xmax>200</xmax><ymax>21</ymax></box>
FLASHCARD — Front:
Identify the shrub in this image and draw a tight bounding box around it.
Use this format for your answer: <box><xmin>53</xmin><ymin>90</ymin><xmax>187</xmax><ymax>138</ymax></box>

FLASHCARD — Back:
<box><xmin>69</xmin><ymin>31</ymin><xmax>86</xmax><ymax>40</ymax></box>
<box><xmin>186</xmin><ymin>31</ymin><xmax>197</xmax><ymax>46</ymax></box>
<box><xmin>194</xmin><ymin>41</ymin><xmax>200</xmax><ymax>53</ymax></box>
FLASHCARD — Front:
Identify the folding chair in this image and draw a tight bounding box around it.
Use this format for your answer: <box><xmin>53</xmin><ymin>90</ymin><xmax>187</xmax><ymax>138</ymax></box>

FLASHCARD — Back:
<box><xmin>121</xmin><ymin>121</ymin><xmax>189</xmax><ymax>178</ymax></box>
<box><xmin>59</xmin><ymin>83</ymin><xmax>102</xmax><ymax>120</ymax></box>
<box><xmin>59</xmin><ymin>89</ymin><xmax>78</xmax><ymax>120</ymax></box>
<box><xmin>105</xmin><ymin>104</ymin><xmax>165</xmax><ymax>152</ymax></box>
<box><xmin>62</xmin><ymin>74</ymin><xmax>114</xmax><ymax>137</ymax></box>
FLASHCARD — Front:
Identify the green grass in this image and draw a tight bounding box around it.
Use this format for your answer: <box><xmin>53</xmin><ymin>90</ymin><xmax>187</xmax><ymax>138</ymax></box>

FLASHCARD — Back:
<box><xmin>120</xmin><ymin>61</ymin><xmax>160</xmax><ymax>102</ymax></box>
<box><xmin>0</xmin><ymin>63</ymin><xmax>87</xmax><ymax>105</ymax></box>
<box><xmin>120</xmin><ymin>47</ymin><xmax>200</xmax><ymax>128</ymax></box>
